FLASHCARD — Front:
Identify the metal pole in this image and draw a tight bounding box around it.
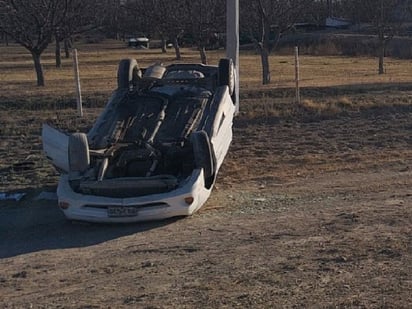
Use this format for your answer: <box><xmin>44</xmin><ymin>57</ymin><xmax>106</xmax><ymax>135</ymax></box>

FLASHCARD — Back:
<box><xmin>226</xmin><ymin>0</ymin><xmax>239</xmax><ymax>113</ymax></box>
<box><xmin>72</xmin><ymin>49</ymin><xmax>83</xmax><ymax>117</ymax></box>
<box><xmin>294</xmin><ymin>46</ymin><xmax>300</xmax><ymax>104</ymax></box>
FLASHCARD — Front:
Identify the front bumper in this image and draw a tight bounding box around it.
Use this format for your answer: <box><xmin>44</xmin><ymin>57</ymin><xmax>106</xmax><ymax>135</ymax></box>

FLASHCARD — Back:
<box><xmin>57</xmin><ymin>169</ymin><xmax>211</xmax><ymax>223</ymax></box>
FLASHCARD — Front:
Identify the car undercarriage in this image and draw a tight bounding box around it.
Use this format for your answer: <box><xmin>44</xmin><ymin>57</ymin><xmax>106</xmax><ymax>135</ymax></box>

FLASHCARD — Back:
<box><xmin>42</xmin><ymin>58</ymin><xmax>236</xmax><ymax>222</ymax></box>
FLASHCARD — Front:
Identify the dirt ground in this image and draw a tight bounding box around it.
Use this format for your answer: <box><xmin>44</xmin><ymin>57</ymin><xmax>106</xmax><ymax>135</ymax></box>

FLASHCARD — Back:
<box><xmin>0</xmin><ymin>105</ymin><xmax>411</xmax><ymax>308</ymax></box>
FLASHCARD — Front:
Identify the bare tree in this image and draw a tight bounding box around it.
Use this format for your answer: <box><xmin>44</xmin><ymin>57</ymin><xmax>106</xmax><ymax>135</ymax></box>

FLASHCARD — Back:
<box><xmin>154</xmin><ymin>0</ymin><xmax>220</xmax><ymax>60</ymax></box>
<box><xmin>152</xmin><ymin>0</ymin><xmax>188</xmax><ymax>59</ymax></box>
<box><xmin>342</xmin><ymin>0</ymin><xmax>412</xmax><ymax>74</ymax></box>
<box><xmin>0</xmin><ymin>30</ymin><xmax>8</xmax><ymax>45</ymax></box>
<box><xmin>0</xmin><ymin>0</ymin><xmax>69</xmax><ymax>85</ymax></box>
<box><xmin>128</xmin><ymin>0</ymin><xmax>225</xmax><ymax>63</ymax></box>
<box><xmin>102</xmin><ymin>0</ymin><xmax>125</xmax><ymax>40</ymax></box>
<box><xmin>54</xmin><ymin>0</ymin><xmax>101</xmax><ymax>68</ymax></box>
<box><xmin>0</xmin><ymin>0</ymin><xmax>101</xmax><ymax>85</ymax></box>
<box><xmin>125</xmin><ymin>0</ymin><xmax>170</xmax><ymax>53</ymax></box>
<box><xmin>185</xmin><ymin>0</ymin><xmax>225</xmax><ymax>64</ymax></box>
<box><xmin>241</xmin><ymin>0</ymin><xmax>315</xmax><ymax>84</ymax></box>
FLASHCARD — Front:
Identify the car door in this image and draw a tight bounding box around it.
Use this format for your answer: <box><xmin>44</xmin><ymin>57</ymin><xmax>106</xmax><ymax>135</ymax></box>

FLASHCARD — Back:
<box><xmin>42</xmin><ymin>124</ymin><xmax>69</xmax><ymax>173</ymax></box>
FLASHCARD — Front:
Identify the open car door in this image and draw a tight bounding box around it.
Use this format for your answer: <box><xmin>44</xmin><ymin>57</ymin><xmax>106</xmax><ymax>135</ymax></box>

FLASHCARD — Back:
<box><xmin>42</xmin><ymin>124</ymin><xmax>69</xmax><ymax>173</ymax></box>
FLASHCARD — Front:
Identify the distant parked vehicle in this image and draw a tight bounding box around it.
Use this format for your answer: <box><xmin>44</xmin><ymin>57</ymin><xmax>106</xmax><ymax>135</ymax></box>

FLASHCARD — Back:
<box><xmin>325</xmin><ymin>17</ymin><xmax>352</xmax><ymax>29</ymax></box>
<box><xmin>128</xmin><ymin>36</ymin><xmax>150</xmax><ymax>49</ymax></box>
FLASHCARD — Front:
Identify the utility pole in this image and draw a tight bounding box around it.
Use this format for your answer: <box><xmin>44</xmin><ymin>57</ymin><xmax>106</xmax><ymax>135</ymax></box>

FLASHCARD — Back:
<box><xmin>226</xmin><ymin>0</ymin><xmax>239</xmax><ymax>113</ymax></box>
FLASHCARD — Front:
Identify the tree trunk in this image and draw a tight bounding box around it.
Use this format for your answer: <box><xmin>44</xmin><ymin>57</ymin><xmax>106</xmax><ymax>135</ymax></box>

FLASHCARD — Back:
<box><xmin>199</xmin><ymin>45</ymin><xmax>207</xmax><ymax>65</ymax></box>
<box><xmin>378</xmin><ymin>47</ymin><xmax>384</xmax><ymax>74</ymax></box>
<box><xmin>378</xmin><ymin>33</ymin><xmax>385</xmax><ymax>74</ymax></box>
<box><xmin>161</xmin><ymin>37</ymin><xmax>167</xmax><ymax>53</ymax></box>
<box><xmin>257</xmin><ymin>0</ymin><xmax>272</xmax><ymax>85</ymax></box>
<box><xmin>327</xmin><ymin>0</ymin><xmax>332</xmax><ymax>16</ymax></box>
<box><xmin>31</xmin><ymin>51</ymin><xmax>45</xmax><ymax>86</ymax></box>
<box><xmin>257</xmin><ymin>43</ymin><xmax>270</xmax><ymax>84</ymax></box>
<box><xmin>55</xmin><ymin>37</ymin><xmax>62</xmax><ymax>68</ymax></box>
<box><xmin>377</xmin><ymin>0</ymin><xmax>386</xmax><ymax>75</ymax></box>
<box><xmin>173</xmin><ymin>37</ymin><xmax>181</xmax><ymax>60</ymax></box>
<box><xmin>64</xmin><ymin>39</ymin><xmax>71</xmax><ymax>58</ymax></box>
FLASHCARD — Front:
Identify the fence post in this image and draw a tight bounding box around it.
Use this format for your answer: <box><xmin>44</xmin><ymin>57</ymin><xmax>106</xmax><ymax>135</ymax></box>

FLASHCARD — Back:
<box><xmin>294</xmin><ymin>46</ymin><xmax>300</xmax><ymax>105</ymax></box>
<box><xmin>72</xmin><ymin>49</ymin><xmax>83</xmax><ymax>117</ymax></box>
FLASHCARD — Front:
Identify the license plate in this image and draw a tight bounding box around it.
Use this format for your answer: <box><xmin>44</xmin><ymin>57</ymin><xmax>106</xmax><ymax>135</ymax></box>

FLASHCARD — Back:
<box><xmin>107</xmin><ymin>206</ymin><xmax>139</xmax><ymax>217</ymax></box>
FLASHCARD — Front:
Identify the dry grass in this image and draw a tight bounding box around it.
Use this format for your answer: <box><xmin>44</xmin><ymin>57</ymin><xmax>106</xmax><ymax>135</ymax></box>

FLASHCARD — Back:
<box><xmin>1</xmin><ymin>40</ymin><xmax>412</xmax><ymax>117</ymax></box>
<box><xmin>239</xmin><ymin>51</ymin><xmax>412</xmax><ymax>89</ymax></box>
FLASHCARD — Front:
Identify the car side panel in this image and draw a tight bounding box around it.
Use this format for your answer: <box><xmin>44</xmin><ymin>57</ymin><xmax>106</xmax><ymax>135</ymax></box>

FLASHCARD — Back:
<box><xmin>209</xmin><ymin>87</ymin><xmax>235</xmax><ymax>171</ymax></box>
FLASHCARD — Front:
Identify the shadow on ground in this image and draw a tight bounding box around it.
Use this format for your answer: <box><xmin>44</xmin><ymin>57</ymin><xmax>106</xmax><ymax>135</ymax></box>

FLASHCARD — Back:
<box><xmin>0</xmin><ymin>187</ymin><xmax>180</xmax><ymax>259</ymax></box>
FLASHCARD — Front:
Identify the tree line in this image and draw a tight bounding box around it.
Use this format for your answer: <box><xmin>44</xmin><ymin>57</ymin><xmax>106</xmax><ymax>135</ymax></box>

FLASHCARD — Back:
<box><xmin>0</xmin><ymin>0</ymin><xmax>411</xmax><ymax>86</ymax></box>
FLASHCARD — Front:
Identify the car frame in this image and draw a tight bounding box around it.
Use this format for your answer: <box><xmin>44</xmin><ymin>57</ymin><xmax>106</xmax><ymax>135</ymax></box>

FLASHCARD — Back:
<box><xmin>42</xmin><ymin>58</ymin><xmax>237</xmax><ymax>223</ymax></box>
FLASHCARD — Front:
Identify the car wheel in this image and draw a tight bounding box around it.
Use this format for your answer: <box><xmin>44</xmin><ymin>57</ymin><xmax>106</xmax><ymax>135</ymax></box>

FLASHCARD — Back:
<box><xmin>68</xmin><ymin>133</ymin><xmax>90</xmax><ymax>173</ymax></box>
<box><xmin>191</xmin><ymin>131</ymin><xmax>215</xmax><ymax>188</ymax></box>
<box><xmin>117</xmin><ymin>58</ymin><xmax>141</xmax><ymax>89</ymax></box>
<box><xmin>218</xmin><ymin>58</ymin><xmax>235</xmax><ymax>96</ymax></box>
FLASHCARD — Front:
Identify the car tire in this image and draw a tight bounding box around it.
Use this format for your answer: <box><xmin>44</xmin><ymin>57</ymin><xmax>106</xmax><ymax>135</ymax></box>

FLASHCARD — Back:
<box><xmin>68</xmin><ymin>133</ymin><xmax>90</xmax><ymax>173</ymax></box>
<box><xmin>218</xmin><ymin>58</ymin><xmax>235</xmax><ymax>96</ymax></box>
<box><xmin>117</xmin><ymin>58</ymin><xmax>141</xmax><ymax>89</ymax></box>
<box><xmin>191</xmin><ymin>131</ymin><xmax>215</xmax><ymax>188</ymax></box>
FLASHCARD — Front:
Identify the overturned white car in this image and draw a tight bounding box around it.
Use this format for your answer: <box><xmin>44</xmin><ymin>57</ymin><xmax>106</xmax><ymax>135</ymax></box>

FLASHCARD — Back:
<box><xmin>43</xmin><ymin>58</ymin><xmax>237</xmax><ymax>223</ymax></box>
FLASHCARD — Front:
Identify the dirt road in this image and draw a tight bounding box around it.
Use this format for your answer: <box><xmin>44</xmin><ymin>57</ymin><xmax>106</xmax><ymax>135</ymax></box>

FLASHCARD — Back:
<box><xmin>1</xmin><ymin>108</ymin><xmax>411</xmax><ymax>308</ymax></box>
